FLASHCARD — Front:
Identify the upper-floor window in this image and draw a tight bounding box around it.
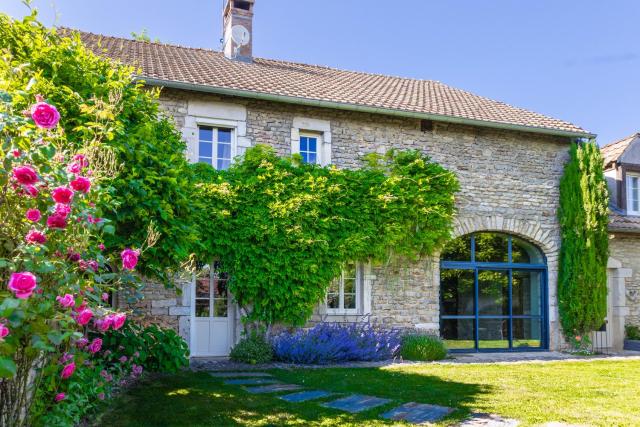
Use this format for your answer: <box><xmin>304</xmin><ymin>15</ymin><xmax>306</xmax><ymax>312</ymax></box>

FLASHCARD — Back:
<box><xmin>628</xmin><ymin>174</ymin><xmax>640</xmax><ymax>215</ymax></box>
<box><xmin>199</xmin><ymin>126</ymin><xmax>233</xmax><ymax>170</ymax></box>
<box><xmin>299</xmin><ymin>133</ymin><xmax>321</xmax><ymax>165</ymax></box>
<box><xmin>326</xmin><ymin>262</ymin><xmax>362</xmax><ymax>314</ymax></box>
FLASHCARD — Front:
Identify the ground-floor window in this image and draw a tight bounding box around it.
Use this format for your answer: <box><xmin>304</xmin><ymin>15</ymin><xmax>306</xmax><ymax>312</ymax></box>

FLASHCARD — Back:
<box><xmin>326</xmin><ymin>262</ymin><xmax>363</xmax><ymax>314</ymax></box>
<box><xmin>440</xmin><ymin>232</ymin><xmax>548</xmax><ymax>351</ymax></box>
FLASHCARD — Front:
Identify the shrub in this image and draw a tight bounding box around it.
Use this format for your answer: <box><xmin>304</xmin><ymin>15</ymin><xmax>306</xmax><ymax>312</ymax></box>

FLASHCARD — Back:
<box><xmin>229</xmin><ymin>333</ymin><xmax>274</xmax><ymax>364</ymax></box>
<box><xmin>272</xmin><ymin>320</ymin><xmax>401</xmax><ymax>364</ymax></box>
<box><xmin>101</xmin><ymin>322</ymin><xmax>189</xmax><ymax>373</ymax></box>
<box><xmin>400</xmin><ymin>334</ymin><xmax>447</xmax><ymax>361</ymax></box>
<box><xmin>626</xmin><ymin>325</ymin><xmax>640</xmax><ymax>341</ymax></box>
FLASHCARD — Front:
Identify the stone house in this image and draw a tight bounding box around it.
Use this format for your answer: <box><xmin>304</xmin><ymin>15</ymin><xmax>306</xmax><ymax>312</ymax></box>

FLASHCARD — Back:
<box><xmin>74</xmin><ymin>0</ymin><xmax>615</xmax><ymax>356</ymax></box>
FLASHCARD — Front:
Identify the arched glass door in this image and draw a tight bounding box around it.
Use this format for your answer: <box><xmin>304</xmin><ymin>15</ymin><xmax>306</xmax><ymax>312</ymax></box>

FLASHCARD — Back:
<box><xmin>440</xmin><ymin>233</ymin><xmax>548</xmax><ymax>352</ymax></box>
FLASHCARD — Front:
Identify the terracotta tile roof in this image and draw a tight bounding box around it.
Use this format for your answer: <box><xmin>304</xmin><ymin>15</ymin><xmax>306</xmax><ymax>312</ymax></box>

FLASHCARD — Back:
<box><xmin>609</xmin><ymin>209</ymin><xmax>640</xmax><ymax>233</ymax></box>
<box><xmin>601</xmin><ymin>133</ymin><xmax>640</xmax><ymax>168</ymax></box>
<box><xmin>69</xmin><ymin>29</ymin><xmax>590</xmax><ymax>137</ymax></box>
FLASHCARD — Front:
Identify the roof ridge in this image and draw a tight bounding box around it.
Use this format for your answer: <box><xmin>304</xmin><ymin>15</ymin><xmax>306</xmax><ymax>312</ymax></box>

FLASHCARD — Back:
<box><xmin>602</xmin><ymin>132</ymin><xmax>640</xmax><ymax>149</ymax></box>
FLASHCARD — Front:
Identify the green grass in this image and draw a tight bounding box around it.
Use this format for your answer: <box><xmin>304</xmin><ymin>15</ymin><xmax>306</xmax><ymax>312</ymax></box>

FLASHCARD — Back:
<box><xmin>96</xmin><ymin>360</ymin><xmax>640</xmax><ymax>426</ymax></box>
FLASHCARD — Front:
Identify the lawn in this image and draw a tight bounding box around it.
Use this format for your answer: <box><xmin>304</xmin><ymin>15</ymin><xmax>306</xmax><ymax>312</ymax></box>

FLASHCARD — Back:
<box><xmin>96</xmin><ymin>359</ymin><xmax>640</xmax><ymax>426</ymax></box>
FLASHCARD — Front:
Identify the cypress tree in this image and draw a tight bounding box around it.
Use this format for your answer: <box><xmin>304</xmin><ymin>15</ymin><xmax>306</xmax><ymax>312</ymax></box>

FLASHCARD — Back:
<box><xmin>558</xmin><ymin>140</ymin><xmax>610</xmax><ymax>348</ymax></box>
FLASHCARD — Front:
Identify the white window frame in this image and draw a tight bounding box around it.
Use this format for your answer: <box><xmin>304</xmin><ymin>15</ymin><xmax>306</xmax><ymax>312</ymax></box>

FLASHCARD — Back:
<box><xmin>291</xmin><ymin>117</ymin><xmax>332</xmax><ymax>166</ymax></box>
<box><xmin>326</xmin><ymin>263</ymin><xmax>363</xmax><ymax>315</ymax></box>
<box><xmin>627</xmin><ymin>173</ymin><xmax>640</xmax><ymax>215</ymax></box>
<box><xmin>196</xmin><ymin>121</ymin><xmax>237</xmax><ymax>170</ymax></box>
<box><xmin>298</xmin><ymin>132</ymin><xmax>323</xmax><ymax>165</ymax></box>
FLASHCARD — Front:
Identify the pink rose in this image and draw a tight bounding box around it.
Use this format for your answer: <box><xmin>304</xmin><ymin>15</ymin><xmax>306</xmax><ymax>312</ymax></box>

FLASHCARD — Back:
<box><xmin>70</xmin><ymin>176</ymin><xmax>91</xmax><ymax>193</ymax></box>
<box><xmin>26</xmin><ymin>209</ymin><xmax>41</xmax><ymax>222</ymax></box>
<box><xmin>30</xmin><ymin>101</ymin><xmax>61</xmax><ymax>129</ymax></box>
<box><xmin>98</xmin><ymin>243</ymin><xmax>105</xmax><ymax>251</ymax></box>
<box><xmin>0</xmin><ymin>323</ymin><xmax>9</xmax><ymax>340</ymax></box>
<box><xmin>12</xmin><ymin>150</ymin><xmax>21</xmax><ymax>158</ymax></box>
<box><xmin>88</xmin><ymin>338</ymin><xmax>102</xmax><ymax>354</ymax></box>
<box><xmin>25</xmin><ymin>229</ymin><xmax>47</xmax><ymax>245</ymax></box>
<box><xmin>54</xmin><ymin>203</ymin><xmax>71</xmax><ymax>219</ymax></box>
<box><xmin>66</xmin><ymin>162</ymin><xmax>81</xmax><ymax>174</ymax></box>
<box><xmin>101</xmin><ymin>292</ymin><xmax>109</xmax><ymax>302</ymax></box>
<box><xmin>132</xmin><ymin>364</ymin><xmax>143</xmax><ymax>377</ymax></box>
<box><xmin>119</xmin><ymin>355</ymin><xmax>128</xmax><ymax>363</ymax></box>
<box><xmin>67</xmin><ymin>251</ymin><xmax>81</xmax><ymax>262</ymax></box>
<box><xmin>23</xmin><ymin>185</ymin><xmax>39</xmax><ymax>198</ymax></box>
<box><xmin>54</xmin><ymin>393</ymin><xmax>65</xmax><ymax>402</ymax></box>
<box><xmin>87</xmin><ymin>260</ymin><xmax>99</xmax><ymax>272</ymax></box>
<box><xmin>59</xmin><ymin>352</ymin><xmax>74</xmax><ymax>364</ymax></box>
<box><xmin>51</xmin><ymin>186</ymin><xmax>74</xmax><ymax>204</ymax></box>
<box><xmin>56</xmin><ymin>294</ymin><xmax>75</xmax><ymax>308</ymax></box>
<box><xmin>46</xmin><ymin>214</ymin><xmax>67</xmax><ymax>229</ymax></box>
<box><xmin>73</xmin><ymin>154</ymin><xmax>88</xmax><ymax>168</ymax></box>
<box><xmin>12</xmin><ymin>165</ymin><xmax>38</xmax><ymax>185</ymax></box>
<box><xmin>75</xmin><ymin>337</ymin><xmax>88</xmax><ymax>348</ymax></box>
<box><xmin>120</xmin><ymin>248</ymin><xmax>139</xmax><ymax>270</ymax></box>
<box><xmin>75</xmin><ymin>308</ymin><xmax>93</xmax><ymax>326</ymax></box>
<box><xmin>97</xmin><ymin>392</ymin><xmax>105</xmax><ymax>400</ymax></box>
<box><xmin>60</xmin><ymin>362</ymin><xmax>75</xmax><ymax>379</ymax></box>
<box><xmin>112</xmin><ymin>313</ymin><xmax>127</xmax><ymax>330</ymax></box>
<box><xmin>95</xmin><ymin>316</ymin><xmax>113</xmax><ymax>332</ymax></box>
<box><xmin>7</xmin><ymin>272</ymin><xmax>37</xmax><ymax>299</ymax></box>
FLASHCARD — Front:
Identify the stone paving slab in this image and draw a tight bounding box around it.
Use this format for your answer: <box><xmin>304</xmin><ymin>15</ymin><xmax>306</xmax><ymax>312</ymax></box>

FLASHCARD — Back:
<box><xmin>322</xmin><ymin>394</ymin><xmax>392</xmax><ymax>413</ymax></box>
<box><xmin>209</xmin><ymin>372</ymin><xmax>273</xmax><ymax>378</ymax></box>
<box><xmin>458</xmin><ymin>413</ymin><xmax>519</xmax><ymax>426</ymax></box>
<box><xmin>245</xmin><ymin>384</ymin><xmax>303</xmax><ymax>394</ymax></box>
<box><xmin>223</xmin><ymin>378</ymin><xmax>279</xmax><ymax>385</ymax></box>
<box><xmin>382</xmin><ymin>402</ymin><xmax>454</xmax><ymax>424</ymax></box>
<box><xmin>279</xmin><ymin>390</ymin><xmax>333</xmax><ymax>402</ymax></box>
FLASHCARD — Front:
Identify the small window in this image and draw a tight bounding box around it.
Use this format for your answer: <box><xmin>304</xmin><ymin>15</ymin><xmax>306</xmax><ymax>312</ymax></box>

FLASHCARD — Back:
<box><xmin>198</xmin><ymin>126</ymin><xmax>233</xmax><ymax>170</ymax></box>
<box><xmin>326</xmin><ymin>262</ymin><xmax>361</xmax><ymax>314</ymax></box>
<box><xmin>299</xmin><ymin>134</ymin><xmax>320</xmax><ymax>165</ymax></box>
<box><xmin>628</xmin><ymin>174</ymin><xmax>640</xmax><ymax>215</ymax></box>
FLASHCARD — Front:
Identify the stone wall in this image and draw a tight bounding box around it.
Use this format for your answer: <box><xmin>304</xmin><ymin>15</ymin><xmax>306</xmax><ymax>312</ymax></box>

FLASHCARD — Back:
<box><xmin>609</xmin><ymin>234</ymin><xmax>640</xmax><ymax>328</ymax></box>
<box><xmin>146</xmin><ymin>87</ymin><xmax>570</xmax><ymax>350</ymax></box>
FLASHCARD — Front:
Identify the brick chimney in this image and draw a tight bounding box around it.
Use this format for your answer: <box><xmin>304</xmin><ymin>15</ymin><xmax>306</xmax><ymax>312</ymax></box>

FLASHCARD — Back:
<box><xmin>222</xmin><ymin>0</ymin><xmax>255</xmax><ymax>62</ymax></box>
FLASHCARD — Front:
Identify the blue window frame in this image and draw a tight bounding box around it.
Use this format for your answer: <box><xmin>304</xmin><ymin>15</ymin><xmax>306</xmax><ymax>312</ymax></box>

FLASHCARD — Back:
<box><xmin>299</xmin><ymin>135</ymin><xmax>318</xmax><ymax>164</ymax></box>
<box><xmin>198</xmin><ymin>126</ymin><xmax>233</xmax><ymax>170</ymax></box>
<box><xmin>440</xmin><ymin>233</ymin><xmax>548</xmax><ymax>352</ymax></box>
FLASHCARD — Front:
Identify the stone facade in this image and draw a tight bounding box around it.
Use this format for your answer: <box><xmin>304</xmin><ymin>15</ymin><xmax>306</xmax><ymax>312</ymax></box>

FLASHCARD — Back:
<box><xmin>609</xmin><ymin>235</ymin><xmax>640</xmax><ymax>328</ymax></box>
<box><xmin>142</xmin><ymin>87</ymin><xmax>571</xmax><ymax>352</ymax></box>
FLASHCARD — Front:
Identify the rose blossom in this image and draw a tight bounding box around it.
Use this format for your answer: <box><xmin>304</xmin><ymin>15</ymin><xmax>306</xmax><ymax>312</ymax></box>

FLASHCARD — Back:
<box><xmin>23</xmin><ymin>185</ymin><xmax>39</xmax><ymax>198</ymax></box>
<box><xmin>119</xmin><ymin>355</ymin><xmax>128</xmax><ymax>363</ymax></box>
<box><xmin>60</xmin><ymin>362</ymin><xmax>75</xmax><ymax>379</ymax></box>
<box><xmin>56</xmin><ymin>294</ymin><xmax>75</xmax><ymax>308</ymax></box>
<box><xmin>75</xmin><ymin>337</ymin><xmax>89</xmax><ymax>348</ymax></box>
<box><xmin>7</xmin><ymin>272</ymin><xmax>37</xmax><ymax>299</ymax></box>
<box><xmin>12</xmin><ymin>165</ymin><xmax>38</xmax><ymax>185</ymax></box>
<box><xmin>132</xmin><ymin>364</ymin><xmax>143</xmax><ymax>377</ymax></box>
<box><xmin>70</xmin><ymin>176</ymin><xmax>91</xmax><ymax>193</ymax></box>
<box><xmin>101</xmin><ymin>292</ymin><xmax>109</xmax><ymax>302</ymax></box>
<box><xmin>98</xmin><ymin>243</ymin><xmax>105</xmax><ymax>251</ymax></box>
<box><xmin>26</xmin><ymin>209</ymin><xmax>41</xmax><ymax>222</ymax></box>
<box><xmin>54</xmin><ymin>203</ymin><xmax>71</xmax><ymax>219</ymax></box>
<box><xmin>97</xmin><ymin>392</ymin><xmax>105</xmax><ymax>400</ymax></box>
<box><xmin>25</xmin><ymin>229</ymin><xmax>46</xmax><ymax>245</ymax></box>
<box><xmin>54</xmin><ymin>393</ymin><xmax>66</xmax><ymax>402</ymax></box>
<box><xmin>51</xmin><ymin>186</ymin><xmax>74</xmax><ymax>204</ymax></box>
<box><xmin>120</xmin><ymin>248</ymin><xmax>139</xmax><ymax>270</ymax></box>
<box><xmin>75</xmin><ymin>308</ymin><xmax>93</xmax><ymax>326</ymax></box>
<box><xmin>46</xmin><ymin>214</ymin><xmax>67</xmax><ymax>229</ymax></box>
<box><xmin>30</xmin><ymin>99</ymin><xmax>60</xmax><ymax>129</ymax></box>
<box><xmin>88</xmin><ymin>338</ymin><xmax>102</xmax><ymax>354</ymax></box>
<box><xmin>67</xmin><ymin>251</ymin><xmax>81</xmax><ymax>262</ymax></box>
<box><xmin>12</xmin><ymin>150</ymin><xmax>21</xmax><ymax>158</ymax></box>
<box><xmin>87</xmin><ymin>260</ymin><xmax>99</xmax><ymax>272</ymax></box>
<box><xmin>0</xmin><ymin>323</ymin><xmax>9</xmax><ymax>340</ymax></box>
<box><xmin>59</xmin><ymin>352</ymin><xmax>74</xmax><ymax>364</ymax></box>
<box><xmin>95</xmin><ymin>316</ymin><xmax>113</xmax><ymax>332</ymax></box>
<box><xmin>112</xmin><ymin>313</ymin><xmax>127</xmax><ymax>330</ymax></box>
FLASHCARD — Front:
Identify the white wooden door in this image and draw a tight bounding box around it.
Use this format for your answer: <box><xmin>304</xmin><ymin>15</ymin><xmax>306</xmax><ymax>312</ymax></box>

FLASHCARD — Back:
<box><xmin>192</xmin><ymin>263</ymin><xmax>231</xmax><ymax>356</ymax></box>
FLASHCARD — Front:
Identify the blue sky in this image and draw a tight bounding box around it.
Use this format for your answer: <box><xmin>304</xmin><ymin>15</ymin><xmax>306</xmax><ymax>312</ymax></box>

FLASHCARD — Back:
<box><xmin>2</xmin><ymin>0</ymin><xmax>639</xmax><ymax>144</ymax></box>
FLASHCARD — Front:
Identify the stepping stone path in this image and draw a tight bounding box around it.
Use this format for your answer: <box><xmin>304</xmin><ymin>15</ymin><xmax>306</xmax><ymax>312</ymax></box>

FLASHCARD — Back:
<box><xmin>322</xmin><ymin>394</ymin><xmax>391</xmax><ymax>413</ymax></box>
<box><xmin>245</xmin><ymin>383</ymin><xmax>303</xmax><ymax>394</ymax></box>
<box><xmin>382</xmin><ymin>402</ymin><xmax>454</xmax><ymax>424</ymax></box>
<box><xmin>458</xmin><ymin>413</ymin><xmax>519</xmax><ymax>426</ymax></box>
<box><xmin>209</xmin><ymin>371</ymin><xmax>273</xmax><ymax>378</ymax></box>
<box><xmin>223</xmin><ymin>378</ymin><xmax>279</xmax><ymax>385</ymax></box>
<box><xmin>279</xmin><ymin>390</ymin><xmax>333</xmax><ymax>402</ymax></box>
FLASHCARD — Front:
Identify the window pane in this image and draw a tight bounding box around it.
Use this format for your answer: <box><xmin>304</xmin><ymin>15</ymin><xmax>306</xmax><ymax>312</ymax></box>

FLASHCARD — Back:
<box><xmin>218</xmin><ymin>142</ymin><xmax>231</xmax><ymax>160</ymax></box>
<box><xmin>327</xmin><ymin>293</ymin><xmax>339</xmax><ymax>309</ymax></box>
<box><xmin>475</xmin><ymin>233</ymin><xmax>509</xmax><ymax>263</ymax></box>
<box><xmin>478</xmin><ymin>319</ymin><xmax>509</xmax><ymax>349</ymax></box>
<box><xmin>343</xmin><ymin>278</ymin><xmax>356</xmax><ymax>295</ymax></box>
<box><xmin>512</xmin><ymin>270</ymin><xmax>542</xmax><ymax>316</ymax></box>
<box><xmin>214</xmin><ymin>278</ymin><xmax>227</xmax><ymax>298</ymax></box>
<box><xmin>199</xmin><ymin>141</ymin><xmax>213</xmax><ymax>158</ymax></box>
<box><xmin>512</xmin><ymin>318</ymin><xmax>542</xmax><ymax>348</ymax></box>
<box><xmin>218</xmin><ymin>129</ymin><xmax>231</xmax><ymax>143</ymax></box>
<box><xmin>478</xmin><ymin>270</ymin><xmax>509</xmax><ymax>315</ymax></box>
<box><xmin>308</xmin><ymin>153</ymin><xmax>317</xmax><ymax>164</ymax></box>
<box><xmin>300</xmin><ymin>137</ymin><xmax>308</xmax><ymax>151</ymax></box>
<box><xmin>308</xmin><ymin>137</ymin><xmax>317</xmax><ymax>152</ymax></box>
<box><xmin>195</xmin><ymin>299</ymin><xmax>210</xmax><ymax>317</ymax></box>
<box><xmin>199</xmin><ymin>157</ymin><xmax>213</xmax><ymax>165</ymax></box>
<box><xmin>440</xmin><ymin>318</ymin><xmax>475</xmax><ymax>350</ymax></box>
<box><xmin>214</xmin><ymin>299</ymin><xmax>228</xmax><ymax>317</ymax></box>
<box><xmin>344</xmin><ymin>293</ymin><xmax>356</xmax><ymax>309</ymax></box>
<box><xmin>199</xmin><ymin>127</ymin><xmax>213</xmax><ymax>141</ymax></box>
<box><xmin>511</xmin><ymin>237</ymin><xmax>544</xmax><ymax>264</ymax></box>
<box><xmin>217</xmin><ymin>159</ymin><xmax>231</xmax><ymax>170</ymax></box>
<box><xmin>195</xmin><ymin>277</ymin><xmax>210</xmax><ymax>298</ymax></box>
<box><xmin>440</xmin><ymin>269</ymin><xmax>475</xmax><ymax>316</ymax></box>
<box><xmin>441</xmin><ymin>235</ymin><xmax>472</xmax><ymax>262</ymax></box>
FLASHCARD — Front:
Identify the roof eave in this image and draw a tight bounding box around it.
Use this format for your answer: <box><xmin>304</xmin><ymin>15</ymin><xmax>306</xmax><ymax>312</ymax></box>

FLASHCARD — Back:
<box><xmin>138</xmin><ymin>77</ymin><xmax>595</xmax><ymax>140</ymax></box>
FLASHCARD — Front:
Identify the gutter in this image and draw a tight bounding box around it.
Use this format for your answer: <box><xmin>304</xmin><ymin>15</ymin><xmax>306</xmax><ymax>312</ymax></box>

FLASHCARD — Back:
<box><xmin>138</xmin><ymin>77</ymin><xmax>596</xmax><ymax>140</ymax></box>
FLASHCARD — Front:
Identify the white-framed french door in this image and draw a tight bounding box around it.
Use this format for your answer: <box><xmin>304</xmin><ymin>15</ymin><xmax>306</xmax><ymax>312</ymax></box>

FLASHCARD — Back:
<box><xmin>190</xmin><ymin>262</ymin><xmax>233</xmax><ymax>357</ymax></box>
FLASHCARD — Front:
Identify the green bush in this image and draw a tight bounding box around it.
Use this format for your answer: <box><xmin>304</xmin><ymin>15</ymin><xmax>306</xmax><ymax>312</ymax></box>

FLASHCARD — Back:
<box><xmin>102</xmin><ymin>322</ymin><xmax>189</xmax><ymax>373</ymax></box>
<box><xmin>229</xmin><ymin>333</ymin><xmax>274</xmax><ymax>364</ymax></box>
<box><xmin>626</xmin><ymin>325</ymin><xmax>640</xmax><ymax>341</ymax></box>
<box><xmin>400</xmin><ymin>334</ymin><xmax>448</xmax><ymax>361</ymax></box>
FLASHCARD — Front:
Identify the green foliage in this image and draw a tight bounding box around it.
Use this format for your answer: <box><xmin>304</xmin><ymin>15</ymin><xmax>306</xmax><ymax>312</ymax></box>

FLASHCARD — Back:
<box><xmin>0</xmin><ymin>12</ymin><xmax>198</xmax><ymax>280</ymax></box>
<box><xmin>195</xmin><ymin>145</ymin><xmax>459</xmax><ymax>326</ymax></box>
<box><xmin>102</xmin><ymin>322</ymin><xmax>189</xmax><ymax>373</ymax></box>
<box><xmin>558</xmin><ymin>141</ymin><xmax>609</xmax><ymax>344</ymax></box>
<box><xmin>400</xmin><ymin>334</ymin><xmax>448</xmax><ymax>361</ymax></box>
<box><xmin>626</xmin><ymin>325</ymin><xmax>640</xmax><ymax>341</ymax></box>
<box><xmin>229</xmin><ymin>332</ymin><xmax>274</xmax><ymax>364</ymax></box>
